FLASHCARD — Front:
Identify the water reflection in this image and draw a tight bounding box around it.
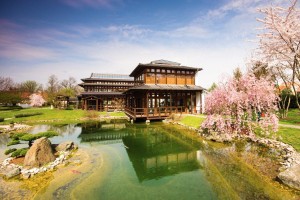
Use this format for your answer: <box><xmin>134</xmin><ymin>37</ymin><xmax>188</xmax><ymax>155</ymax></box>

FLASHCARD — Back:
<box><xmin>123</xmin><ymin>131</ymin><xmax>201</xmax><ymax>182</ymax></box>
<box><xmin>79</xmin><ymin>122</ymin><xmax>202</xmax><ymax>182</ymax></box>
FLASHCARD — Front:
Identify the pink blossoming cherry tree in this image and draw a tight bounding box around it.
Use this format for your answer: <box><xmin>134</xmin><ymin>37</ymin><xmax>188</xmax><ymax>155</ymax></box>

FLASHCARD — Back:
<box><xmin>202</xmin><ymin>73</ymin><xmax>279</xmax><ymax>138</ymax></box>
<box><xmin>29</xmin><ymin>93</ymin><xmax>46</xmax><ymax>107</ymax></box>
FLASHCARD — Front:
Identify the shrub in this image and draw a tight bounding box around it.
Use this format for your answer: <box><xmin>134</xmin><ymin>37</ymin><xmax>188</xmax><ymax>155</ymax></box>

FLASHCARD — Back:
<box><xmin>10</xmin><ymin>132</ymin><xmax>27</xmax><ymax>140</ymax></box>
<box><xmin>11</xmin><ymin>148</ymin><xmax>28</xmax><ymax>158</ymax></box>
<box><xmin>65</xmin><ymin>105</ymin><xmax>74</xmax><ymax>110</ymax></box>
<box><xmin>5</xmin><ymin>148</ymin><xmax>17</xmax><ymax>155</ymax></box>
<box><xmin>6</xmin><ymin>131</ymin><xmax>58</xmax><ymax>148</ymax></box>
<box><xmin>19</xmin><ymin>131</ymin><xmax>58</xmax><ymax>141</ymax></box>
<box><xmin>85</xmin><ymin>111</ymin><xmax>99</xmax><ymax>119</ymax></box>
<box><xmin>15</xmin><ymin>112</ymin><xmax>42</xmax><ymax>118</ymax></box>
<box><xmin>0</xmin><ymin>117</ymin><xmax>4</xmax><ymax>122</ymax></box>
<box><xmin>0</xmin><ymin>106</ymin><xmax>22</xmax><ymax>111</ymax></box>
<box><xmin>7</xmin><ymin>139</ymin><xmax>20</xmax><ymax>146</ymax></box>
<box><xmin>36</xmin><ymin>131</ymin><xmax>58</xmax><ymax>138</ymax></box>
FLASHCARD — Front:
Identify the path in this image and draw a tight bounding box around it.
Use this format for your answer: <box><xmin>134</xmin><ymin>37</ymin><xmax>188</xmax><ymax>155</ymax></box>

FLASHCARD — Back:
<box><xmin>279</xmin><ymin>124</ymin><xmax>300</xmax><ymax>129</ymax></box>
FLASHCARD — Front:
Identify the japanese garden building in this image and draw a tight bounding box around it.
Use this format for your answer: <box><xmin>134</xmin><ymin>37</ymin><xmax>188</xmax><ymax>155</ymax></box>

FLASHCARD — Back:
<box><xmin>79</xmin><ymin>73</ymin><xmax>134</xmax><ymax>111</ymax></box>
<box><xmin>79</xmin><ymin>60</ymin><xmax>205</xmax><ymax>120</ymax></box>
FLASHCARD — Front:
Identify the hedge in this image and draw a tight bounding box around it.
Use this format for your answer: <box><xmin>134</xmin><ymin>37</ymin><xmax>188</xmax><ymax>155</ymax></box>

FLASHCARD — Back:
<box><xmin>15</xmin><ymin>112</ymin><xmax>42</xmax><ymax>118</ymax></box>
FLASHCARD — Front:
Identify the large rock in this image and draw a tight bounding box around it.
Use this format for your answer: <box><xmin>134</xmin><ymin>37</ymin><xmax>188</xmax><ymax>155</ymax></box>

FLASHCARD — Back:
<box><xmin>55</xmin><ymin>141</ymin><xmax>77</xmax><ymax>152</ymax></box>
<box><xmin>278</xmin><ymin>164</ymin><xmax>300</xmax><ymax>190</ymax></box>
<box><xmin>5</xmin><ymin>168</ymin><xmax>21</xmax><ymax>179</ymax></box>
<box><xmin>24</xmin><ymin>137</ymin><xmax>56</xmax><ymax>168</ymax></box>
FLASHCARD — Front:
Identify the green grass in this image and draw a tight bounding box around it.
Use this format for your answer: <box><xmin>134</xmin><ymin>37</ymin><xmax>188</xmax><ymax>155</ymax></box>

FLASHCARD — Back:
<box><xmin>277</xmin><ymin>127</ymin><xmax>300</xmax><ymax>152</ymax></box>
<box><xmin>178</xmin><ymin>114</ymin><xmax>300</xmax><ymax>152</ymax></box>
<box><xmin>179</xmin><ymin>115</ymin><xmax>205</xmax><ymax>129</ymax></box>
<box><xmin>279</xmin><ymin>109</ymin><xmax>300</xmax><ymax>125</ymax></box>
<box><xmin>99</xmin><ymin>111</ymin><xmax>126</xmax><ymax>117</ymax></box>
<box><xmin>0</xmin><ymin>107</ymin><xmax>127</xmax><ymax>125</ymax></box>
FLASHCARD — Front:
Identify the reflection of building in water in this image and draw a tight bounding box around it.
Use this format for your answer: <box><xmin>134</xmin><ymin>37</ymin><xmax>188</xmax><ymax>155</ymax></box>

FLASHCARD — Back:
<box><xmin>79</xmin><ymin>123</ymin><xmax>203</xmax><ymax>181</ymax></box>
<box><xmin>79</xmin><ymin>121</ymin><xmax>131</xmax><ymax>143</ymax></box>
<box><xmin>122</xmin><ymin>127</ymin><xmax>201</xmax><ymax>182</ymax></box>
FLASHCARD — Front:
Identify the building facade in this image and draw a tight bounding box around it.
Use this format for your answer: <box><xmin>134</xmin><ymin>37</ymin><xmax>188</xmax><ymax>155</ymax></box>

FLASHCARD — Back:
<box><xmin>78</xmin><ymin>60</ymin><xmax>205</xmax><ymax>119</ymax></box>
<box><xmin>124</xmin><ymin>60</ymin><xmax>205</xmax><ymax>120</ymax></box>
<box><xmin>79</xmin><ymin>73</ymin><xmax>134</xmax><ymax>111</ymax></box>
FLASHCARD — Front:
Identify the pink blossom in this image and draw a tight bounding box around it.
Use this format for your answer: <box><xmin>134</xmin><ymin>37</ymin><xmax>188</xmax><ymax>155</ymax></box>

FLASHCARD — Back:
<box><xmin>29</xmin><ymin>93</ymin><xmax>45</xmax><ymax>107</ymax></box>
<box><xmin>202</xmin><ymin>73</ymin><xmax>279</xmax><ymax>136</ymax></box>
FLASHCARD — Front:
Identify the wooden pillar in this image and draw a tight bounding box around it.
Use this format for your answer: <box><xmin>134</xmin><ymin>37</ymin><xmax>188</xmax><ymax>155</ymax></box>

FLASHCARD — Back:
<box><xmin>146</xmin><ymin>91</ymin><xmax>149</xmax><ymax>118</ymax></box>
<box><xmin>85</xmin><ymin>99</ymin><xmax>87</xmax><ymax>110</ymax></box>
<box><xmin>96</xmin><ymin>98</ymin><xmax>99</xmax><ymax>111</ymax></box>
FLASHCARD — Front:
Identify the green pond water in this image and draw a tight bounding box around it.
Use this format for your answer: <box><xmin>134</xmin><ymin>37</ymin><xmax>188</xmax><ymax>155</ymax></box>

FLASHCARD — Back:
<box><xmin>0</xmin><ymin>121</ymin><xmax>299</xmax><ymax>199</ymax></box>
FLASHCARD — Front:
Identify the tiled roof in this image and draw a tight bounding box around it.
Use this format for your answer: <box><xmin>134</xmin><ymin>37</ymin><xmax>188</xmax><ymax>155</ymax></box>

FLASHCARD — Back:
<box><xmin>81</xmin><ymin>73</ymin><xmax>134</xmax><ymax>81</ymax></box>
<box><xmin>129</xmin><ymin>60</ymin><xmax>202</xmax><ymax>76</ymax></box>
<box><xmin>90</xmin><ymin>73</ymin><xmax>133</xmax><ymax>79</ymax></box>
<box><xmin>80</xmin><ymin>92</ymin><xmax>124</xmax><ymax>96</ymax></box>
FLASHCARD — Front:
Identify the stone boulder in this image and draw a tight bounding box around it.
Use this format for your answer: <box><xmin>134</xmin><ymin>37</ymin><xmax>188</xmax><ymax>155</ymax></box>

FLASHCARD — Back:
<box><xmin>24</xmin><ymin>137</ymin><xmax>56</xmax><ymax>168</ymax></box>
<box><xmin>5</xmin><ymin>168</ymin><xmax>21</xmax><ymax>179</ymax></box>
<box><xmin>278</xmin><ymin>164</ymin><xmax>300</xmax><ymax>190</ymax></box>
<box><xmin>55</xmin><ymin>141</ymin><xmax>77</xmax><ymax>152</ymax></box>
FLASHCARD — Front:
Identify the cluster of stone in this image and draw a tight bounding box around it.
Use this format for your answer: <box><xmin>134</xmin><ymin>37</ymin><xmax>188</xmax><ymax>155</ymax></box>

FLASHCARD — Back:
<box><xmin>20</xmin><ymin>151</ymin><xmax>71</xmax><ymax>179</ymax></box>
<box><xmin>249</xmin><ymin>137</ymin><xmax>300</xmax><ymax>169</ymax></box>
<box><xmin>0</xmin><ymin>158</ymin><xmax>22</xmax><ymax>179</ymax></box>
<box><xmin>0</xmin><ymin>138</ymin><xmax>77</xmax><ymax>180</ymax></box>
<box><xmin>168</xmin><ymin>119</ymin><xmax>300</xmax><ymax>190</ymax></box>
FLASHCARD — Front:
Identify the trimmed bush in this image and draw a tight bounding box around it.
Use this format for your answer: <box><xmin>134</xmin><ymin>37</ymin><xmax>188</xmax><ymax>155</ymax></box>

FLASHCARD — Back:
<box><xmin>4</xmin><ymin>148</ymin><xmax>17</xmax><ymax>155</ymax></box>
<box><xmin>19</xmin><ymin>131</ymin><xmax>58</xmax><ymax>141</ymax></box>
<box><xmin>11</xmin><ymin>148</ymin><xmax>28</xmax><ymax>158</ymax></box>
<box><xmin>0</xmin><ymin>106</ymin><xmax>22</xmax><ymax>111</ymax></box>
<box><xmin>10</xmin><ymin>132</ymin><xmax>27</xmax><ymax>140</ymax></box>
<box><xmin>65</xmin><ymin>105</ymin><xmax>74</xmax><ymax>110</ymax></box>
<box><xmin>0</xmin><ymin>117</ymin><xmax>4</xmax><ymax>122</ymax></box>
<box><xmin>7</xmin><ymin>139</ymin><xmax>20</xmax><ymax>146</ymax></box>
<box><xmin>15</xmin><ymin>112</ymin><xmax>42</xmax><ymax>118</ymax></box>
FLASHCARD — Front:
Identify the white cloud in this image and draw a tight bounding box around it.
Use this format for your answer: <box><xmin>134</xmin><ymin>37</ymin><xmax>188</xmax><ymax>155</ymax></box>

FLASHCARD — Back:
<box><xmin>1</xmin><ymin>0</ymin><xmax>276</xmax><ymax>87</ymax></box>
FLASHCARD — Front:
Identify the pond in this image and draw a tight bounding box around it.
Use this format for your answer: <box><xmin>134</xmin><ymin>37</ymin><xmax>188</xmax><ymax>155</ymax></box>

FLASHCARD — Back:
<box><xmin>0</xmin><ymin>121</ymin><xmax>299</xmax><ymax>200</ymax></box>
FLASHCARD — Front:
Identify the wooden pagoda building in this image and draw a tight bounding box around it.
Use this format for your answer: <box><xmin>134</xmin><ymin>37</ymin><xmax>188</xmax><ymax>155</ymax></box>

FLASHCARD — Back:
<box><xmin>124</xmin><ymin>60</ymin><xmax>205</xmax><ymax>120</ymax></box>
<box><xmin>79</xmin><ymin>73</ymin><xmax>134</xmax><ymax>111</ymax></box>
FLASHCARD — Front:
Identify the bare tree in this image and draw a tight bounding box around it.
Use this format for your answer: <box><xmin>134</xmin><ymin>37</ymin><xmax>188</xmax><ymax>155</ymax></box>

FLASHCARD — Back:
<box><xmin>46</xmin><ymin>75</ymin><xmax>60</xmax><ymax>104</ymax></box>
<box><xmin>47</xmin><ymin>75</ymin><xmax>59</xmax><ymax>94</ymax></box>
<box><xmin>59</xmin><ymin>77</ymin><xmax>80</xmax><ymax>97</ymax></box>
<box><xmin>19</xmin><ymin>80</ymin><xmax>42</xmax><ymax>94</ymax></box>
<box><xmin>257</xmin><ymin>0</ymin><xmax>300</xmax><ymax>108</ymax></box>
<box><xmin>0</xmin><ymin>77</ymin><xmax>15</xmax><ymax>91</ymax></box>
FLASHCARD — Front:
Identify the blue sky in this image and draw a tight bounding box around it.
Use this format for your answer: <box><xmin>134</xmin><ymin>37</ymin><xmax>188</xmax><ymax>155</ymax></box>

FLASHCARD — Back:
<box><xmin>0</xmin><ymin>0</ymin><xmax>291</xmax><ymax>88</ymax></box>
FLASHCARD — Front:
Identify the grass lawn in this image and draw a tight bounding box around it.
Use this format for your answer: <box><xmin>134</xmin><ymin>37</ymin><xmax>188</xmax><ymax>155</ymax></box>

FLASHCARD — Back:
<box><xmin>279</xmin><ymin>109</ymin><xmax>300</xmax><ymax>125</ymax></box>
<box><xmin>277</xmin><ymin>127</ymin><xmax>300</xmax><ymax>152</ymax></box>
<box><xmin>179</xmin><ymin>114</ymin><xmax>300</xmax><ymax>152</ymax></box>
<box><xmin>0</xmin><ymin>107</ymin><xmax>126</xmax><ymax>125</ymax></box>
<box><xmin>179</xmin><ymin>115</ymin><xmax>205</xmax><ymax>129</ymax></box>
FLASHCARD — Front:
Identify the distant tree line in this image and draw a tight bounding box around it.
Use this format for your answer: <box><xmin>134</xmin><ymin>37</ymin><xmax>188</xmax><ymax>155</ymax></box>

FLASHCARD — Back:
<box><xmin>0</xmin><ymin>75</ymin><xmax>82</xmax><ymax>107</ymax></box>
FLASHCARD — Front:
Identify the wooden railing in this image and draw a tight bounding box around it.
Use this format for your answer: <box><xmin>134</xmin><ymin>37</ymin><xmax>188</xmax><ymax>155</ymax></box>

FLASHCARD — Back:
<box><xmin>125</xmin><ymin>106</ymin><xmax>185</xmax><ymax>119</ymax></box>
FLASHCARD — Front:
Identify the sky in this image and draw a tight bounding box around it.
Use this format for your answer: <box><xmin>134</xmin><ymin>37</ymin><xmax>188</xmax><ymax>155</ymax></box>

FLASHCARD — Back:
<box><xmin>0</xmin><ymin>0</ymin><xmax>294</xmax><ymax>88</ymax></box>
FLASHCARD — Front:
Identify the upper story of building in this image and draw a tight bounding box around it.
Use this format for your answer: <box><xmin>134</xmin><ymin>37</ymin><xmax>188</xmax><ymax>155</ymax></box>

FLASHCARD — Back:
<box><xmin>79</xmin><ymin>73</ymin><xmax>134</xmax><ymax>93</ymax></box>
<box><xmin>129</xmin><ymin>60</ymin><xmax>202</xmax><ymax>86</ymax></box>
